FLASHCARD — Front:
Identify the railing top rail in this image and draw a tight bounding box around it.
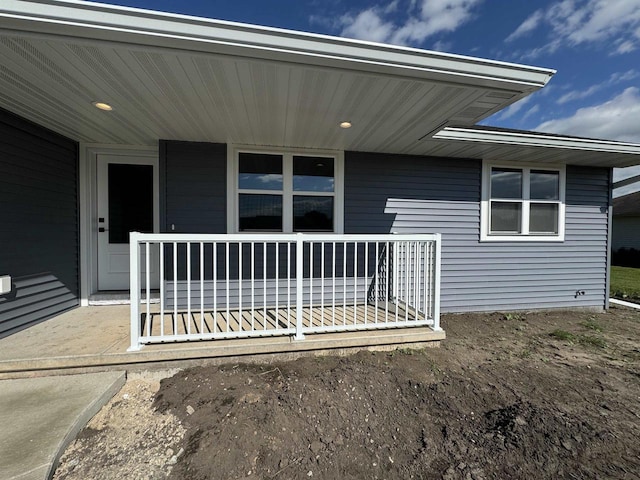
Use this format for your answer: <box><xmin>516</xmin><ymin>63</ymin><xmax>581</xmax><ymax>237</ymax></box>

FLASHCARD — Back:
<box><xmin>129</xmin><ymin>232</ymin><xmax>441</xmax><ymax>242</ymax></box>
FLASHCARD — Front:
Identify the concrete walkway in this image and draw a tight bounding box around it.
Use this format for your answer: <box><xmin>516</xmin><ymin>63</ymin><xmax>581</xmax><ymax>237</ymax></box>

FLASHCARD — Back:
<box><xmin>0</xmin><ymin>371</ymin><xmax>125</xmax><ymax>480</ymax></box>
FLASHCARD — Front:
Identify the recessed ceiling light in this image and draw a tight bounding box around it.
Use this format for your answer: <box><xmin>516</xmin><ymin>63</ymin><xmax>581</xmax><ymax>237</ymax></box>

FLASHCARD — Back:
<box><xmin>93</xmin><ymin>101</ymin><xmax>113</xmax><ymax>111</ymax></box>
<box><xmin>339</xmin><ymin>121</ymin><xmax>352</xmax><ymax>129</ymax></box>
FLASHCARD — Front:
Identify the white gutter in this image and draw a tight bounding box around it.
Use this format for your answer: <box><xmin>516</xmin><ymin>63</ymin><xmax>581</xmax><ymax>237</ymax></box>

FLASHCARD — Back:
<box><xmin>0</xmin><ymin>0</ymin><xmax>555</xmax><ymax>91</ymax></box>
<box><xmin>433</xmin><ymin>127</ymin><xmax>640</xmax><ymax>155</ymax></box>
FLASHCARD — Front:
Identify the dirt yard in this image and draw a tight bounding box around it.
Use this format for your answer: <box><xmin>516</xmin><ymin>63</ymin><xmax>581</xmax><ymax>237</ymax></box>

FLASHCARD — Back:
<box><xmin>54</xmin><ymin>306</ymin><xmax>640</xmax><ymax>480</ymax></box>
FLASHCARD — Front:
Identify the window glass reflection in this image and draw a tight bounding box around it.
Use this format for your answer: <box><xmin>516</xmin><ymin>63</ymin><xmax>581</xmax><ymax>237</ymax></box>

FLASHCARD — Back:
<box><xmin>293</xmin><ymin>196</ymin><xmax>333</xmax><ymax>231</ymax></box>
<box><xmin>239</xmin><ymin>153</ymin><xmax>283</xmax><ymax>190</ymax></box>
<box><xmin>239</xmin><ymin>194</ymin><xmax>282</xmax><ymax>231</ymax></box>
<box><xmin>491</xmin><ymin>168</ymin><xmax>522</xmax><ymax>199</ymax></box>
<box><xmin>293</xmin><ymin>156</ymin><xmax>334</xmax><ymax>192</ymax></box>
<box><xmin>490</xmin><ymin>202</ymin><xmax>522</xmax><ymax>233</ymax></box>
<box><xmin>530</xmin><ymin>170</ymin><xmax>559</xmax><ymax>200</ymax></box>
<box><xmin>530</xmin><ymin>203</ymin><xmax>559</xmax><ymax>233</ymax></box>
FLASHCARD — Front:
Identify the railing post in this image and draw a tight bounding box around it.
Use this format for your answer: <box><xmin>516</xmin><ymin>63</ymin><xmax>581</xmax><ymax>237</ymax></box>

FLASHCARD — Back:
<box><xmin>294</xmin><ymin>233</ymin><xmax>305</xmax><ymax>340</ymax></box>
<box><xmin>432</xmin><ymin>233</ymin><xmax>443</xmax><ymax>332</ymax></box>
<box><xmin>127</xmin><ymin>232</ymin><xmax>142</xmax><ymax>351</ymax></box>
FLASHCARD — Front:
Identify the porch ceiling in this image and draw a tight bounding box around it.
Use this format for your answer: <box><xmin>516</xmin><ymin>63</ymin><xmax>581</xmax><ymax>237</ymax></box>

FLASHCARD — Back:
<box><xmin>0</xmin><ymin>0</ymin><xmax>553</xmax><ymax>155</ymax></box>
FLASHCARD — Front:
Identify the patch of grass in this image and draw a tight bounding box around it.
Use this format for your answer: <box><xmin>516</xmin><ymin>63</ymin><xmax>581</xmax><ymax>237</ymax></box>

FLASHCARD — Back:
<box><xmin>549</xmin><ymin>329</ymin><xmax>576</xmax><ymax>342</ymax></box>
<box><xmin>581</xmin><ymin>318</ymin><xmax>603</xmax><ymax>332</ymax></box>
<box><xmin>610</xmin><ymin>266</ymin><xmax>640</xmax><ymax>301</ymax></box>
<box><xmin>578</xmin><ymin>335</ymin><xmax>607</xmax><ymax>349</ymax></box>
<box><xmin>503</xmin><ymin>312</ymin><xmax>526</xmax><ymax>321</ymax></box>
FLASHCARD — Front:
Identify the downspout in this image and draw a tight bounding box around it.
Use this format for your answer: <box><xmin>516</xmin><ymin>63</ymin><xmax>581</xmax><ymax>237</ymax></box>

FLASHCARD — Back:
<box><xmin>604</xmin><ymin>167</ymin><xmax>613</xmax><ymax>311</ymax></box>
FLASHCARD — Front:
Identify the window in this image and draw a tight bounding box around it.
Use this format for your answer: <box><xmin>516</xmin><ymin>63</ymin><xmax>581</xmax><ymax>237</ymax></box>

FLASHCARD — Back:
<box><xmin>481</xmin><ymin>162</ymin><xmax>565</xmax><ymax>241</ymax></box>
<box><xmin>229</xmin><ymin>149</ymin><xmax>344</xmax><ymax>233</ymax></box>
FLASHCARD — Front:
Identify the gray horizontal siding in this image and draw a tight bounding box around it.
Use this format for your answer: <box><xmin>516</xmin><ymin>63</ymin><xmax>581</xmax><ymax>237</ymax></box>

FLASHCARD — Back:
<box><xmin>345</xmin><ymin>151</ymin><xmax>610</xmax><ymax>312</ymax></box>
<box><xmin>161</xmin><ymin>140</ymin><xmax>227</xmax><ymax>234</ymax></box>
<box><xmin>0</xmin><ymin>107</ymin><xmax>79</xmax><ymax>337</ymax></box>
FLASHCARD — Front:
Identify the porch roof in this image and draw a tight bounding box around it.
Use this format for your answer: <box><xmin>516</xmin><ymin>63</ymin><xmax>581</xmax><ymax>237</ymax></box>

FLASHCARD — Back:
<box><xmin>0</xmin><ymin>0</ymin><xmax>639</xmax><ymax>167</ymax></box>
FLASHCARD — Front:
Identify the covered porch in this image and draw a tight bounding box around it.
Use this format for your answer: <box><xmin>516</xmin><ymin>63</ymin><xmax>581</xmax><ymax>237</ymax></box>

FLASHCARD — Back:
<box><xmin>128</xmin><ymin>233</ymin><xmax>443</xmax><ymax>351</ymax></box>
<box><xmin>0</xmin><ymin>304</ymin><xmax>444</xmax><ymax>379</ymax></box>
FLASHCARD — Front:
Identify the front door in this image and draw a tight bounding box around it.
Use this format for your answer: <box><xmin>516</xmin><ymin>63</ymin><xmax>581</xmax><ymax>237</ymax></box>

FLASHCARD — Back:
<box><xmin>97</xmin><ymin>154</ymin><xmax>159</xmax><ymax>291</ymax></box>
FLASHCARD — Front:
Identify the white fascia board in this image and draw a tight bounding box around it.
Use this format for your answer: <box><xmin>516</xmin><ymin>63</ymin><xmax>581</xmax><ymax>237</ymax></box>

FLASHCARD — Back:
<box><xmin>0</xmin><ymin>0</ymin><xmax>554</xmax><ymax>91</ymax></box>
<box><xmin>434</xmin><ymin>127</ymin><xmax>640</xmax><ymax>156</ymax></box>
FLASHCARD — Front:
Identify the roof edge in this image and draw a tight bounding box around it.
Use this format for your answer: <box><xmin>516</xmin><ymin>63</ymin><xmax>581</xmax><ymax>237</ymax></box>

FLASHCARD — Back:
<box><xmin>433</xmin><ymin>126</ymin><xmax>640</xmax><ymax>155</ymax></box>
<box><xmin>0</xmin><ymin>0</ymin><xmax>555</xmax><ymax>91</ymax></box>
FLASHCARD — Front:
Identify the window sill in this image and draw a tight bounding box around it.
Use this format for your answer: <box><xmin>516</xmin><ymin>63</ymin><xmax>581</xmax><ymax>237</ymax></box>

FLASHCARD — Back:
<box><xmin>480</xmin><ymin>233</ymin><xmax>565</xmax><ymax>242</ymax></box>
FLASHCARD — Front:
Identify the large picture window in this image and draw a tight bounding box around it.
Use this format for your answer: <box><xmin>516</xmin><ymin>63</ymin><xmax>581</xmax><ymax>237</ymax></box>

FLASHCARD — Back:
<box><xmin>481</xmin><ymin>162</ymin><xmax>565</xmax><ymax>241</ymax></box>
<box><xmin>230</xmin><ymin>149</ymin><xmax>343</xmax><ymax>233</ymax></box>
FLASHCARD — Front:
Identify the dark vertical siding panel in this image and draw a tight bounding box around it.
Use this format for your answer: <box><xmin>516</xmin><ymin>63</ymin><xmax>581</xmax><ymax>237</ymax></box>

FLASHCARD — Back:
<box><xmin>345</xmin><ymin>151</ymin><xmax>610</xmax><ymax>312</ymax></box>
<box><xmin>0</xmin><ymin>107</ymin><xmax>79</xmax><ymax>337</ymax></box>
<box><xmin>163</xmin><ymin>140</ymin><xmax>227</xmax><ymax>233</ymax></box>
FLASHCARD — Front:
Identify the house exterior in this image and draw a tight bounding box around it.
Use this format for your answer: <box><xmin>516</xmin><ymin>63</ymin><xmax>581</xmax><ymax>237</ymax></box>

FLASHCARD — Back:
<box><xmin>2</xmin><ymin>0</ymin><xmax>640</xmax><ymax>342</ymax></box>
<box><xmin>612</xmin><ymin>191</ymin><xmax>640</xmax><ymax>252</ymax></box>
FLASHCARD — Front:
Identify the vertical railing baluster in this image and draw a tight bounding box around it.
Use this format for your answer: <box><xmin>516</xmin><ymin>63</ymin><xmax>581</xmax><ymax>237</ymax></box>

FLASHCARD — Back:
<box><xmin>309</xmin><ymin>241</ymin><xmax>313</xmax><ymax>327</ymax></box>
<box><xmin>213</xmin><ymin>241</ymin><xmax>217</xmax><ymax>334</ymax></box>
<box><xmin>160</xmin><ymin>241</ymin><xmax>164</xmax><ymax>337</ymax></box>
<box><xmin>225</xmin><ymin>241</ymin><xmax>230</xmax><ymax>333</ymax></box>
<box><xmin>321</xmin><ymin>241</ymin><xmax>325</xmax><ymax>327</ymax></box>
<box><xmin>414</xmin><ymin>241</ymin><xmax>419</xmax><ymax>320</ymax></box>
<box><xmin>332</xmin><ymin>242</ymin><xmax>336</xmax><ymax>327</ymax></box>
<box><xmin>251</xmin><ymin>241</ymin><xmax>255</xmax><ymax>331</ymax></box>
<box><xmin>385</xmin><ymin>241</ymin><xmax>390</xmax><ymax>324</ymax></box>
<box><xmin>200</xmin><ymin>242</ymin><xmax>204</xmax><ymax>333</ymax></box>
<box><xmin>375</xmin><ymin>242</ymin><xmax>379</xmax><ymax>324</ymax></box>
<box><xmin>238</xmin><ymin>241</ymin><xmax>243</xmax><ymax>332</ymax></box>
<box><xmin>275</xmin><ymin>242</ymin><xmax>279</xmax><ymax>329</ymax></box>
<box><xmin>364</xmin><ymin>242</ymin><xmax>368</xmax><ymax>325</ymax></box>
<box><xmin>353</xmin><ymin>241</ymin><xmax>358</xmax><ymax>325</ymax></box>
<box><xmin>343</xmin><ymin>241</ymin><xmax>347</xmax><ymax>326</ymax></box>
<box><xmin>173</xmin><ymin>242</ymin><xmax>177</xmax><ymax>335</ymax></box>
<box><xmin>145</xmin><ymin>241</ymin><xmax>150</xmax><ymax>338</ymax></box>
<box><xmin>187</xmin><ymin>241</ymin><xmax>191</xmax><ymax>335</ymax></box>
<box><xmin>287</xmin><ymin>242</ymin><xmax>291</xmax><ymax>329</ymax></box>
<box><xmin>263</xmin><ymin>241</ymin><xmax>267</xmax><ymax>330</ymax></box>
<box><xmin>295</xmin><ymin>234</ymin><xmax>304</xmax><ymax>340</ymax></box>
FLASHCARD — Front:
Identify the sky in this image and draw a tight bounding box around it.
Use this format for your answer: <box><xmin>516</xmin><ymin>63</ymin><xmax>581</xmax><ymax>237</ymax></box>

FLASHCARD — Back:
<box><xmin>94</xmin><ymin>0</ymin><xmax>640</xmax><ymax>195</ymax></box>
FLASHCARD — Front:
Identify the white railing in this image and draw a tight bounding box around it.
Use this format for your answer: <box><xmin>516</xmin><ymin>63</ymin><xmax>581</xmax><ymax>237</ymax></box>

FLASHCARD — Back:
<box><xmin>128</xmin><ymin>233</ymin><xmax>441</xmax><ymax>351</ymax></box>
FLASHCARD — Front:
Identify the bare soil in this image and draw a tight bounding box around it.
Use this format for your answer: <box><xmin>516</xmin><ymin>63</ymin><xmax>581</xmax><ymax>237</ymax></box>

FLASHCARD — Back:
<box><xmin>55</xmin><ymin>306</ymin><xmax>640</xmax><ymax>480</ymax></box>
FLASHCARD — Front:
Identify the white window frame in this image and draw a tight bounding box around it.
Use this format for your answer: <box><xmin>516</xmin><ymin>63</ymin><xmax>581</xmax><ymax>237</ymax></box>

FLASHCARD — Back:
<box><xmin>227</xmin><ymin>145</ymin><xmax>344</xmax><ymax>233</ymax></box>
<box><xmin>480</xmin><ymin>161</ymin><xmax>566</xmax><ymax>242</ymax></box>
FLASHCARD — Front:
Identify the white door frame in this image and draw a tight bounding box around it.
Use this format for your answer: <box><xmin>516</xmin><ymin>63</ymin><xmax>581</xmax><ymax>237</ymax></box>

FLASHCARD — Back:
<box><xmin>79</xmin><ymin>144</ymin><xmax>159</xmax><ymax>305</ymax></box>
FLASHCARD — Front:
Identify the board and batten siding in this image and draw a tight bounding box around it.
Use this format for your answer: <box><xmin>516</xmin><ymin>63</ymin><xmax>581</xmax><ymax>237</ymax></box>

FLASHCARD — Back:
<box><xmin>0</xmin><ymin>107</ymin><xmax>79</xmax><ymax>337</ymax></box>
<box><xmin>344</xmin><ymin>151</ymin><xmax>610</xmax><ymax>312</ymax></box>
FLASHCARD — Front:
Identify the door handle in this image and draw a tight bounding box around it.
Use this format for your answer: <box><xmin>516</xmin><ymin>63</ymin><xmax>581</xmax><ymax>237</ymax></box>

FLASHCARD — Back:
<box><xmin>98</xmin><ymin>227</ymin><xmax>109</xmax><ymax>232</ymax></box>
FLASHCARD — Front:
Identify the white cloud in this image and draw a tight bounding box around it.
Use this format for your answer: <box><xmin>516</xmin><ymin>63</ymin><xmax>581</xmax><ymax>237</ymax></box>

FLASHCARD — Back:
<box><xmin>340</xmin><ymin>9</ymin><xmax>395</xmax><ymax>43</ymax></box>
<box><xmin>338</xmin><ymin>0</ymin><xmax>482</xmax><ymax>46</ymax></box>
<box><xmin>522</xmin><ymin>104</ymin><xmax>540</xmax><ymax>121</ymax></box>
<box><xmin>506</xmin><ymin>0</ymin><xmax>640</xmax><ymax>58</ymax></box>
<box><xmin>557</xmin><ymin>69</ymin><xmax>639</xmax><ymax>104</ymax></box>
<box><xmin>506</xmin><ymin>10</ymin><xmax>543</xmax><ymax>42</ymax></box>
<box><xmin>535</xmin><ymin>87</ymin><xmax>640</xmax><ymax>142</ymax></box>
<box><xmin>496</xmin><ymin>95</ymin><xmax>533</xmax><ymax>121</ymax></box>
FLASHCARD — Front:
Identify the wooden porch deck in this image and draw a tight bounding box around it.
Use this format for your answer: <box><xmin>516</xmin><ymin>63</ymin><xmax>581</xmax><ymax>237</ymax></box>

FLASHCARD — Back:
<box><xmin>141</xmin><ymin>303</ymin><xmax>426</xmax><ymax>339</ymax></box>
<box><xmin>0</xmin><ymin>305</ymin><xmax>444</xmax><ymax>379</ymax></box>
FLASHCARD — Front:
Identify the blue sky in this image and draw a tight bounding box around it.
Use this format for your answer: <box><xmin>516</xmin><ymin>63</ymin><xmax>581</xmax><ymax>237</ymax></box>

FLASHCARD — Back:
<box><xmin>95</xmin><ymin>0</ymin><xmax>640</xmax><ymax>193</ymax></box>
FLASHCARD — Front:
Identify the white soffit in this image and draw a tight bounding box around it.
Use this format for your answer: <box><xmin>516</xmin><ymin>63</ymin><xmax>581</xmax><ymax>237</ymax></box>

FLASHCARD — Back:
<box><xmin>0</xmin><ymin>0</ymin><xmax>556</xmax><ymax>151</ymax></box>
<box><xmin>429</xmin><ymin>127</ymin><xmax>640</xmax><ymax>168</ymax></box>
